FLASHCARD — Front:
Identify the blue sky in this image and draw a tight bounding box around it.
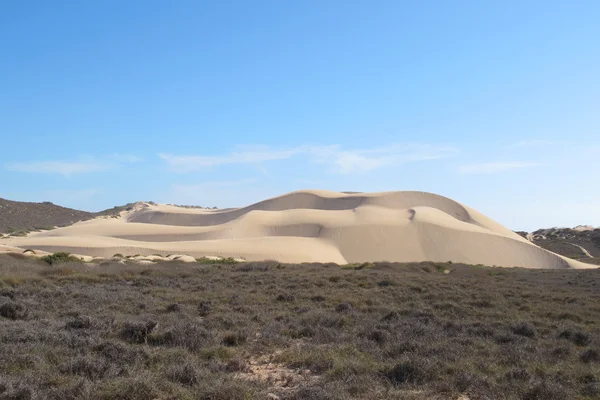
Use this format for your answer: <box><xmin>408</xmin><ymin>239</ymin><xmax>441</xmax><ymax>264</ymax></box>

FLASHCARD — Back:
<box><xmin>1</xmin><ymin>1</ymin><xmax>598</xmax><ymax>231</ymax></box>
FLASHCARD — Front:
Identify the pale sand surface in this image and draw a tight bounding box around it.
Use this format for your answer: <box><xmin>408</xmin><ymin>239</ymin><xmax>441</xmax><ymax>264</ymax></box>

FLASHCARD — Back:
<box><xmin>0</xmin><ymin>190</ymin><xmax>594</xmax><ymax>268</ymax></box>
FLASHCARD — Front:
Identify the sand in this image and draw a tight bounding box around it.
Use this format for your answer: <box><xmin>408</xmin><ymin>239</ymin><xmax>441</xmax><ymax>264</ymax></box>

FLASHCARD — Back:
<box><xmin>0</xmin><ymin>190</ymin><xmax>593</xmax><ymax>269</ymax></box>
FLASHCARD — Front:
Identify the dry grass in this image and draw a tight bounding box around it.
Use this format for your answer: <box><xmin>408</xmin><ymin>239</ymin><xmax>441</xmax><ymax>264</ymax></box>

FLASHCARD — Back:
<box><xmin>0</xmin><ymin>254</ymin><xmax>599</xmax><ymax>399</ymax></box>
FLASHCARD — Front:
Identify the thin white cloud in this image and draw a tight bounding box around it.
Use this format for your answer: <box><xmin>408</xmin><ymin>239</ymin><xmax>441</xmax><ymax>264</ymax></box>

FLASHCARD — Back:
<box><xmin>511</xmin><ymin>140</ymin><xmax>565</xmax><ymax>148</ymax></box>
<box><xmin>42</xmin><ymin>188</ymin><xmax>102</xmax><ymax>202</ymax></box>
<box><xmin>5</xmin><ymin>154</ymin><xmax>142</xmax><ymax>176</ymax></box>
<box><xmin>316</xmin><ymin>144</ymin><xmax>459</xmax><ymax>174</ymax></box>
<box><xmin>160</xmin><ymin>143</ymin><xmax>459</xmax><ymax>174</ymax></box>
<box><xmin>257</xmin><ymin>166</ymin><xmax>271</xmax><ymax>178</ymax></box>
<box><xmin>108</xmin><ymin>153</ymin><xmax>143</xmax><ymax>163</ymax></box>
<box><xmin>171</xmin><ymin>178</ymin><xmax>257</xmax><ymax>192</ymax></box>
<box><xmin>166</xmin><ymin>179</ymin><xmax>262</xmax><ymax>208</ymax></box>
<box><xmin>6</xmin><ymin>161</ymin><xmax>111</xmax><ymax>176</ymax></box>
<box><xmin>458</xmin><ymin>162</ymin><xmax>542</xmax><ymax>175</ymax></box>
<box><xmin>159</xmin><ymin>146</ymin><xmax>308</xmax><ymax>172</ymax></box>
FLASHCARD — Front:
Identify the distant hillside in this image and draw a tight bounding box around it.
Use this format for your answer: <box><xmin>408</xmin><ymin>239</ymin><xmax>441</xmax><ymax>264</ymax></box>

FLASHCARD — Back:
<box><xmin>3</xmin><ymin>196</ymin><xmax>600</xmax><ymax>267</ymax></box>
<box><xmin>0</xmin><ymin>198</ymin><xmax>225</xmax><ymax>235</ymax></box>
<box><xmin>517</xmin><ymin>226</ymin><xmax>600</xmax><ymax>265</ymax></box>
<box><xmin>0</xmin><ymin>198</ymin><xmax>94</xmax><ymax>234</ymax></box>
<box><xmin>0</xmin><ymin>198</ymin><xmax>135</xmax><ymax>235</ymax></box>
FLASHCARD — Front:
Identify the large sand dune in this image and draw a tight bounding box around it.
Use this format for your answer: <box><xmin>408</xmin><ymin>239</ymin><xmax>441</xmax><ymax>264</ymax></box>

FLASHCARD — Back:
<box><xmin>0</xmin><ymin>190</ymin><xmax>593</xmax><ymax>268</ymax></box>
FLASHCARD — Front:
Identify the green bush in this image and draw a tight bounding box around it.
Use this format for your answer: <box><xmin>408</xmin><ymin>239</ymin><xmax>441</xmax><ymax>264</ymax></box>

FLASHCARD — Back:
<box><xmin>41</xmin><ymin>252</ymin><xmax>81</xmax><ymax>265</ymax></box>
<box><xmin>196</xmin><ymin>257</ymin><xmax>239</xmax><ymax>265</ymax></box>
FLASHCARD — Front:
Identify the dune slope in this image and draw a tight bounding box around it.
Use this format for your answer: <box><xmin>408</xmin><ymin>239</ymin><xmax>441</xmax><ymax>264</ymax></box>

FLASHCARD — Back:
<box><xmin>0</xmin><ymin>190</ymin><xmax>592</xmax><ymax>268</ymax></box>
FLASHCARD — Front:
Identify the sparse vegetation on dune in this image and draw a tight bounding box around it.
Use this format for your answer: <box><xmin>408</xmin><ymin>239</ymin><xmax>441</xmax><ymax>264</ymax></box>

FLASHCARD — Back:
<box><xmin>0</xmin><ymin>254</ymin><xmax>599</xmax><ymax>399</ymax></box>
<box><xmin>523</xmin><ymin>227</ymin><xmax>600</xmax><ymax>260</ymax></box>
<box><xmin>196</xmin><ymin>256</ymin><xmax>239</xmax><ymax>265</ymax></box>
<box><xmin>40</xmin><ymin>252</ymin><xmax>82</xmax><ymax>265</ymax></box>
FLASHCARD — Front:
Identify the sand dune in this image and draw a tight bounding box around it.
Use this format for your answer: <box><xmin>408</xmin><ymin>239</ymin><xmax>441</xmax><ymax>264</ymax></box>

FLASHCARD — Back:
<box><xmin>0</xmin><ymin>190</ymin><xmax>593</xmax><ymax>268</ymax></box>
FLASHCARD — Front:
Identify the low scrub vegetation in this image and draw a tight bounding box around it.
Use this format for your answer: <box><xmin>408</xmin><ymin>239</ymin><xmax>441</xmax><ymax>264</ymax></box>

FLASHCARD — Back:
<box><xmin>0</xmin><ymin>254</ymin><xmax>599</xmax><ymax>399</ymax></box>
<box><xmin>196</xmin><ymin>256</ymin><xmax>239</xmax><ymax>264</ymax></box>
<box><xmin>40</xmin><ymin>252</ymin><xmax>81</xmax><ymax>265</ymax></box>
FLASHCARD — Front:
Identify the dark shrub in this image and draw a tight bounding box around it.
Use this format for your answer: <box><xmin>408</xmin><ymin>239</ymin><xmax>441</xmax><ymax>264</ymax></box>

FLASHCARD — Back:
<box><xmin>335</xmin><ymin>302</ymin><xmax>353</xmax><ymax>313</ymax></box>
<box><xmin>494</xmin><ymin>334</ymin><xmax>517</xmax><ymax>344</ymax></box>
<box><xmin>310</xmin><ymin>295</ymin><xmax>326</xmax><ymax>302</ymax></box>
<box><xmin>572</xmin><ymin>332</ymin><xmax>592</xmax><ymax>347</ymax></box>
<box><xmin>387</xmin><ymin>359</ymin><xmax>435</xmax><ymax>385</ymax></box>
<box><xmin>0</xmin><ymin>301</ymin><xmax>28</xmax><ymax>320</ymax></box>
<box><xmin>581</xmin><ymin>383</ymin><xmax>600</xmax><ymax>397</ymax></box>
<box><xmin>512</xmin><ymin>322</ymin><xmax>536</xmax><ymax>338</ymax></box>
<box><xmin>504</xmin><ymin>368</ymin><xmax>532</xmax><ymax>382</ymax></box>
<box><xmin>287</xmin><ymin>385</ymin><xmax>333</xmax><ymax>400</ymax></box>
<box><xmin>377</xmin><ymin>280</ymin><xmax>394</xmax><ymax>287</ymax></box>
<box><xmin>121</xmin><ymin>320</ymin><xmax>158</xmax><ymax>344</ymax></box>
<box><xmin>523</xmin><ymin>380</ymin><xmax>573</xmax><ymax>400</ymax></box>
<box><xmin>0</xmin><ymin>380</ymin><xmax>37</xmax><ymax>400</ymax></box>
<box><xmin>194</xmin><ymin>378</ymin><xmax>258</xmax><ymax>400</ymax></box>
<box><xmin>222</xmin><ymin>331</ymin><xmax>247</xmax><ymax>347</ymax></box>
<box><xmin>276</xmin><ymin>293</ymin><xmax>296</xmax><ymax>302</ymax></box>
<box><xmin>60</xmin><ymin>356</ymin><xmax>108</xmax><ymax>380</ymax></box>
<box><xmin>366</xmin><ymin>329</ymin><xmax>388</xmax><ymax>345</ymax></box>
<box><xmin>94</xmin><ymin>341</ymin><xmax>147</xmax><ymax>365</ymax></box>
<box><xmin>559</xmin><ymin>329</ymin><xmax>592</xmax><ymax>346</ymax></box>
<box><xmin>579</xmin><ymin>374</ymin><xmax>597</xmax><ymax>384</ymax></box>
<box><xmin>0</xmin><ymin>289</ymin><xmax>15</xmax><ymax>299</ymax></box>
<box><xmin>550</xmin><ymin>346</ymin><xmax>572</xmax><ymax>359</ymax></box>
<box><xmin>166</xmin><ymin>362</ymin><xmax>201</xmax><ymax>386</ymax></box>
<box><xmin>156</xmin><ymin>322</ymin><xmax>212</xmax><ymax>351</ymax></box>
<box><xmin>381</xmin><ymin>310</ymin><xmax>400</xmax><ymax>321</ymax></box>
<box><xmin>580</xmin><ymin>349</ymin><xmax>600</xmax><ymax>363</ymax></box>
<box><xmin>94</xmin><ymin>376</ymin><xmax>159</xmax><ymax>400</ymax></box>
<box><xmin>45</xmin><ymin>379</ymin><xmax>91</xmax><ymax>400</ymax></box>
<box><xmin>66</xmin><ymin>315</ymin><xmax>97</xmax><ymax>330</ymax></box>
<box><xmin>165</xmin><ymin>303</ymin><xmax>181</xmax><ymax>313</ymax></box>
<box><xmin>471</xmin><ymin>299</ymin><xmax>494</xmax><ymax>308</ymax></box>
<box><xmin>198</xmin><ymin>301</ymin><xmax>213</xmax><ymax>316</ymax></box>
<box><xmin>452</xmin><ymin>371</ymin><xmax>487</xmax><ymax>393</ymax></box>
<box><xmin>226</xmin><ymin>358</ymin><xmax>250</xmax><ymax>372</ymax></box>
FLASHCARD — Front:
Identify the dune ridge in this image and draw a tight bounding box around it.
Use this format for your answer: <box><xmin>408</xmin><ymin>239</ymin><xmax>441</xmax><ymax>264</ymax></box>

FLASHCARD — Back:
<box><xmin>0</xmin><ymin>190</ymin><xmax>592</xmax><ymax>268</ymax></box>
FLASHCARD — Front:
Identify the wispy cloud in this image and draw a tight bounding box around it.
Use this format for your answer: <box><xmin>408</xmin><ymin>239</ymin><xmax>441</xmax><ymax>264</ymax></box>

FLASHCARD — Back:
<box><xmin>315</xmin><ymin>144</ymin><xmax>459</xmax><ymax>174</ymax></box>
<box><xmin>511</xmin><ymin>140</ymin><xmax>565</xmax><ymax>148</ymax></box>
<box><xmin>171</xmin><ymin>178</ymin><xmax>257</xmax><ymax>192</ymax></box>
<box><xmin>160</xmin><ymin>143</ymin><xmax>459</xmax><ymax>174</ymax></box>
<box><xmin>5</xmin><ymin>154</ymin><xmax>142</xmax><ymax>176</ymax></box>
<box><xmin>458</xmin><ymin>162</ymin><xmax>542</xmax><ymax>175</ymax></box>
<box><xmin>108</xmin><ymin>153</ymin><xmax>143</xmax><ymax>163</ymax></box>
<box><xmin>42</xmin><ymin>188</ymin><xmax>102</xmax><ymax>202</ymax></box>
<box><xmin>167</xmin><ymin>179</ymin><xmax>262</xmax><ymax>208</ymax></box>
<box><xmin>6</xmin><ymin>161</ymin><xmax>111</xmax><ymax>176</ymax></box>
<box><xmin>159</xmin><ymin>146</ymin><xmax>308</xmax><ymax>172</ymax></box>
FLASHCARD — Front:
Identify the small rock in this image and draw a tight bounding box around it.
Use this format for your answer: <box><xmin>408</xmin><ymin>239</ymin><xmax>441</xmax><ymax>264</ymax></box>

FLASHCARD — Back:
<box><xmin>267</xmin><ymin>394</ymin><xmax>280</xmax><ymax>400</ymax></box>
